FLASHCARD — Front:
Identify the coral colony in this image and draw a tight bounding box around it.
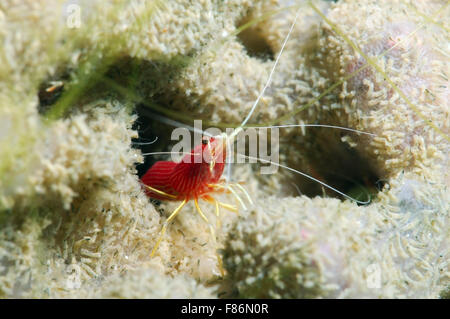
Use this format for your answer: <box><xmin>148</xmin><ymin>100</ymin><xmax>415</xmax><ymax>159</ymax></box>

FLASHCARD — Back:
<box><xmin>0</xmin><ymin>0</ymin><xmax>448</xmax><ymax>298</ymax></box>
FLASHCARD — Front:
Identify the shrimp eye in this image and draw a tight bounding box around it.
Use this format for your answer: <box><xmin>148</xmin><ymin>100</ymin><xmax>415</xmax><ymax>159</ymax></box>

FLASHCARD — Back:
<box><xmin>202</xmin><ymin>138</ymin><xmax>209</xmax><ymax>145</ymax></box>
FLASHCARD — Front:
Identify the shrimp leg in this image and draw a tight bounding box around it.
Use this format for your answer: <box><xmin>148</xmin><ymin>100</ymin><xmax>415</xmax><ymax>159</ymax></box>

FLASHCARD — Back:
<box><xmin>144</xmin><ymin>184</ymin><xmax>177</xmax><ymax>200</ymax></box>
<box><xmin>150</xmin><ymin>198</ymin><xmax>188</xmax><ymax>257</ymax></box>
<box><xmin>229</xmin><ymin>183</ymin><xmax>254</xmax><ymax>207</ymax></box>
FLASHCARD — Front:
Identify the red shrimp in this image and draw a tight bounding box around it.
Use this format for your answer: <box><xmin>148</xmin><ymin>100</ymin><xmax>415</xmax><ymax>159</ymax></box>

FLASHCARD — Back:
<box><xmin>141</xmin><ymin>133</ymin><xmax>244</xmax><ymax>272</ymax></box>
<box><xmin>141</xmin><ymin>136</ymin><xmax>226</xmax><ymax>202</ymax></box>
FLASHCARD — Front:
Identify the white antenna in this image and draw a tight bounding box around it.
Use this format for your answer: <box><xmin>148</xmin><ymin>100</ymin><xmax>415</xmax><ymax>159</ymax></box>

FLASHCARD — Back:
<box><xmin>246</xmin><ymin>124</ymin><xmax>376</xmax><ymax>136</ymax></box>
<box><xmin>225</xmin><ymin>7</ymin><xmax>302</xmax><ymax>181</ymax></box>
<box><xmin>238</xmin><ymin>153</ymin><xmax>371</xmax><ymax>205</ymax></box>
<box><xmin>240</xmin><ymin>7</ymin><xmax>301</xmax><ymax>128</ymax></box>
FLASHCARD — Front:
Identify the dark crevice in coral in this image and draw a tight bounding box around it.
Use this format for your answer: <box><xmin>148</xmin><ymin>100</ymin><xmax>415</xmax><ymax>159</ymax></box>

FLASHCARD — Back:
<box><xmin>132</xmin><ymin>104</ymin><xmax>178</xmax><ymax>178</ymax></box>
<box><xmin>36</xmin><ymin>54</ymin><xmax>192</xmax><ymax>118</ymax></box>
<box><xmin>236</xmin><ymin>17</ymin><xmax>274</xmax><ymax>61</ymax></box>
<box><xmin>132</xmin><ymin>98</ymin><xmax>211</xmax><ymax>180</ymax></box>
<box><xmin>104</xmin><ymin>55</ymin><xmax>192</xmax><ymax>100</ymax></box>
<box><xmin>284</xmin><ymin>131</ymin><xmax>382</xmax><ymax>204</ymax></box>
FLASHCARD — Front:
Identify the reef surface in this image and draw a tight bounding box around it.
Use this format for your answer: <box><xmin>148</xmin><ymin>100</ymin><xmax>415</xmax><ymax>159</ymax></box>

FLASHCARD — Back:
<box><xmin>0</xmin><ymin>0</ymin><xmax>448</xmax><ymax>298</ymax></box>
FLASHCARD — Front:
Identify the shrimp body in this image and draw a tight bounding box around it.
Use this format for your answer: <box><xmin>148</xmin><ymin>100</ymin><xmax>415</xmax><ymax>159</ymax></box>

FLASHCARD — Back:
<box><xmin>141</xmin><ymin>136</ymin><xmax>235</xmax><ymax>269</ymax></box>
<box><xmin>141</xmin><ymin>137</ymin><xmax>226</xmax><ymax>201</ymax></box>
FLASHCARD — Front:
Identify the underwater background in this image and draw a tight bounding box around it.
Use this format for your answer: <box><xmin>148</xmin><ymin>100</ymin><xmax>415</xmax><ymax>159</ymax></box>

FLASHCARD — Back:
<box><xmin>0</xmin><ymin>0</ymin><xmax>448</xmax><ymax>298</ymax></box>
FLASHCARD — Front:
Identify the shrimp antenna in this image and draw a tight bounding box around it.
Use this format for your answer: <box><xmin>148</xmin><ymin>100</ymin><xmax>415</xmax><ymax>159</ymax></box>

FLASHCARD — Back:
<box><xmin>245</xmin><ymin>124</ymin><xmax>376</xmax><ymax>136</ymax></box>
<box><xmin>141</xmin><ymin>151</ymin><xmax>200</xmax><ymax>156</ymax></box>
<box><xmin>132</xmin><ymin>136</ymin><xmax>159</xmax><ymax>145</ymax></box>
<box><xmin>139</xmin><ymin>108</ymin><xmax>214</xmax><ymax>137</ymax></box>
<box><xmin>238</xmin><ymin>7</ymin><xmax>301</xmax><ymax>130</ymax></box>
<box><xmin>224</xmin><ymin>7</ymin><xmax>302</xmax><ymax>181</ymax></box>
<box><xmin>237</xmin><ymin>153</ymin><xmax>371</xmax><ymax>205</ymax></box>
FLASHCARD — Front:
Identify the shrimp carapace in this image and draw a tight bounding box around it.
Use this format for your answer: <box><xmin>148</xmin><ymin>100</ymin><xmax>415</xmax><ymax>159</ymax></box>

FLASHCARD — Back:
<box><xmin>141</xmin><ymin>134</ymin><xmax>249</xmax><ymax>275</ymax></box>
<box><xmin>141</xmin><ymin>135</ymin><xmax>227</xmax><ymax>201</ymax></box>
